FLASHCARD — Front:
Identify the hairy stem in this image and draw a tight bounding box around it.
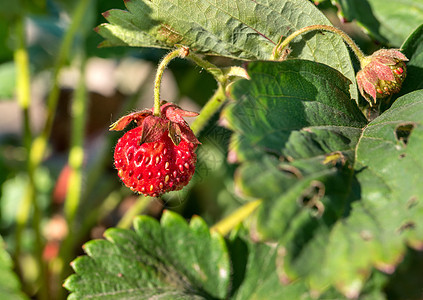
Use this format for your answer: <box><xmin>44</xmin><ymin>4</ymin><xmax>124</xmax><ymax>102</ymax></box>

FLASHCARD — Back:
<box><xmin>186</xmin><ymin>52</ymin><xmax>225</xmax><ymax>83</ymax></box>
<box><xmin>211</xmin><ymin>200</ymin><xmax>262</xmax><ymax>236</ymax></box>
<box><xmin>154</xmin><ymin>48</ymin><xmax>186</xmax><ymax>116</ymax></box>
<box><xmin>184</xmin><ymin>54</ymin><xmax>248</xmax><ymax>135</ymax></box>
<box><xmin>190</xmin><ymin>83</ymin><xmax>226</xmax><ymax>135</ymax></box>
<box><xmin>272</xmin><ymin>24</ymin><xmax>366</xmax><ymax>63</ymax></box>
<box><xmin>155</xmin><ymin>47</ymin><xmax>247</xmax><ymax>131</ymax></box>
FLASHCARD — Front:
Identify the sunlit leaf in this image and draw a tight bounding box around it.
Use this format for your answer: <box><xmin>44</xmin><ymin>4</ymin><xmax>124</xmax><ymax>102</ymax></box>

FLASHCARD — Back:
<box><xmin>65</xmin><ymin>211</ymin><xmax>231</xmax><ymax>299</ymax></box>
<box><xmin>97</xmin><ymin>0</ymin><xmax>358</xmax><ymax>98</ymax></box>
<box><xmin>224</xmin><ymin>60</ymin><xmax>423</xmax><ymax>297</ymax></box>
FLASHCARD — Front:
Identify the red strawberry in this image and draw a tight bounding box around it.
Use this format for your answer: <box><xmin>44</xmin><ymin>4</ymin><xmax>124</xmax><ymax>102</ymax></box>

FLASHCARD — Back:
<box><xmin>110</xmin><ymin>102</ymin><xmax>200</xmax><ymax>197</ymax></box>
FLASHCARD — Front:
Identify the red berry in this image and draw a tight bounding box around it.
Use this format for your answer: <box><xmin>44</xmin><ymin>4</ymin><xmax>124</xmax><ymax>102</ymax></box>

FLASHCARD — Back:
<box><xmin>110</xmin><ymin>102</ymin><xmax>200</xmax><ymax>196</ymax></box>
<box><xmin>114</xmin><ymin>127</ymin><xmax>197</xmax><ymax>196</ymax></box>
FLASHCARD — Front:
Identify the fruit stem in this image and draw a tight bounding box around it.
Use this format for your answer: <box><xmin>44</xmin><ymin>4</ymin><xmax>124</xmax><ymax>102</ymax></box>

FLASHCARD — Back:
<box><xmin>153</xmin><ymin>46</ymin><xmax>233</xmax><ymax>117</ymax></box>
<box><xmin>153</xmin><ymin>47</ymin><xmax>189</xmax><ymax>116</ymax></box>
<box><xmin>211</xmin><ymin>200</ymin><xmax>262</xmax><ymax>236</ymax></box>
<box><xmin>272</xmin><ymin>24</ymin><xmax>366</xmax><ymax>63</ymax></box>
<box><xmin>154</xmin><ymin>47</ymin><xmax>247</xmax><ymax>126</ymax></box>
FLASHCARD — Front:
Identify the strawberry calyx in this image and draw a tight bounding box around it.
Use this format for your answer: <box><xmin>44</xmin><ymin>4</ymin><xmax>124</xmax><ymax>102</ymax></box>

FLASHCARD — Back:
<box><xmin>110</xmin><ymin>101</ymin><xmax>200</xmax><ymax>146</ymax></box>
<box><xmin>356</xmin><ymin>49</ymin><xmax>408</xmax><ymax>106</ymax></box>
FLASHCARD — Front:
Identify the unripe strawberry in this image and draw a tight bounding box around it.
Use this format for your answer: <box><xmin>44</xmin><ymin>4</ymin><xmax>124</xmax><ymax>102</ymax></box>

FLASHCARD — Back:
<box><xmin>356</xmin><ymin>49</ymin><xmax>408</xmax><ymax>106</ymax></box>
<box><xmin>110</xmin><ymin>102</ymin><xmax>200</xmax><ymax>197</ymax></box>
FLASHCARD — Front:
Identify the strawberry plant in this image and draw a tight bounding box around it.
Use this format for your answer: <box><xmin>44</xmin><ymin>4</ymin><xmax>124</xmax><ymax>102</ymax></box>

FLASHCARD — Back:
<box><xmin>1</xmin><ymin>0</ymin><xmax>423</xmax><ymax>299</ymax></box>
<box><xmin>65</xmin><ymin>0</ymin><xmax>423</xmax><ymax>298</ymax></box>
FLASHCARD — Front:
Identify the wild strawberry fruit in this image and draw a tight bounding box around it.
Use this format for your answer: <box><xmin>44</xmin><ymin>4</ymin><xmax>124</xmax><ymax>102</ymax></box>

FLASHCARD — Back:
<box><xmin>356</xmin><ymin>49</ymin><xmax>408</xmax><ymax>106</ymax></box>
<box><xmin>110</xmin><ymin>102</ymin><xmax>200</xmax><ymax>197</ymax></box>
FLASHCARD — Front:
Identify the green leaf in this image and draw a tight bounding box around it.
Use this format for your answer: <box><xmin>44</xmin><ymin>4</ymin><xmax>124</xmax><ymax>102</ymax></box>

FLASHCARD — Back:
<box><xmin>223</xmin><ymin>60</ymin><xmax>366</xmax><ymax>163</ymax></box>
<box><xmin>294</xmin><ymin>90</ymin><xmax>423</xmax><ymax>296</ymax></box>
<box><xmin>66</xmin><ymin>211</ymin><xmax>330</xmax><ymax>299</ymax></box>
<box><xmin>224</xmin><ymin>60</ymin><xmax>423</xmax><ymax>297</ymax></box>
<box><xmin>97</xmin><ymin>0</ymin><xmax>357</xmax><ymax>97</ymax></box>
<box><xmin>335</xmin><ymin>0</ymin><xmax>423</xmax><ymax>47</ymax></box>
<box><xmin>396</xmin><ymin>24</ymin><xmax>423</xmax><ymax>98</ymax></box>
<box><xmin>224</xmin><ymin>60</ymin><xmax>366</xmax><ymax>295</ymax></box>
<box><xmin>64</xmin><ymin>210</ymin><xmax>231</xmax><ymax>299</ymax></box>
<box><xmin>0</xmin><ymin>236</ymin><xmax>28</xmax><ymax>300</ymax></box>
<box><xmin>223</xmin><ymin>60</ymin><xmax>366</xmax><ymax>292</ymax></box>
<box><xmin>228</xmin><ymin>230</ymin><xmax>311</xmax><ymax>299</ymax></box>
<box><xmin>228</xmin><ymin>228</ymin><xmax>383</xmax><ymax>299</ymax></box>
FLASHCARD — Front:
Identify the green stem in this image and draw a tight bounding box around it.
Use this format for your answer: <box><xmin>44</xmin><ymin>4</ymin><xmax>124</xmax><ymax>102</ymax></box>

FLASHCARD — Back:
<box><xmin>222</xmin><ymin>66</ymin><xmax>249</xmax><ymax>80</ymax></box>
<box><xmin>184</xmin><ymin>54</ymin><xmax>248</xmax><ymax>135</ymax></box>
<box><xmin>185</xmin><ymin>52</ymin><xmax>225</xmax><ymax>83</ymax></box>
<box><xmin>84</xmin><ymin>190</ymin><xmax>123</xmax><ymax>231</ymax></box>
<box><xmin>16</xmin><ymin>186</ymin><xmax>47</xmax><ymax>299</ymax></box>
<box><xmin>14</xmin><ymin>15</ymin><xmax>32</xmax><ymax>249</ymax></box>
<box><xmin>16</xmin><ymin>1</ymin><xmax>90</xmax><ymax>297</ymax></box>
<box><xmin>211</xmin><ymin>200</ymin><xmax>262</xmax><ymax>235</ymax></box>
<box><xmin>14</xmin><ymin>17</ymin><xmax>32</xmax><ymax>149</ymax></box>
<box><xmin>64</xmin><ymin>55</ymin><xmax>87</xmax><ymax>224</ymax></box>
<box><xmin>272</xmin><ymin>24</ymin><xmax>366</xmax><ymax>63</ymax></box>
<box><xmin>13</xmin><ymin>16</ymin><xmax>49</xmax><ymax>299</ymax></box>
<box><xmin>117</xmin><ymin>196</ymin><xmax>152</xmax><ymax>229</ymax></box>
<box><xmin>28</xmin><ymin>0</ymin><xmax>91</xmax><ymax>172</ymax></box>
<box><xmin>190</xmin><ymin>83</ymin><xmax>226</xmax><ymax>135</ymax></box>
<box><xmin>154</xmin><ymin>47</ymin><xmax>247</xmax><ymax>130</ymax></box>
<box><xmin>153</xmin><ymin>48</ymin><xmax>185</xmax><ymax>116</ymax></box>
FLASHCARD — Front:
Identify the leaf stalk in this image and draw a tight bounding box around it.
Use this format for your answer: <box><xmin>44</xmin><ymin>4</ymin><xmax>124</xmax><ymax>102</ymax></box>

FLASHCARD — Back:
<box><xmin>272</xmin><ymin>24</ymin><xmax>366</xmax><ymax>64</ymax></box>
<box><xmin>211</xmin><ymin>200</ymin><xmax>262</xmax><ymax>236</ymax></box>
<box><xmin>190</xmin><ymin>83</ymin><xmax>226</xmax><ymax>135</ymax></box>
